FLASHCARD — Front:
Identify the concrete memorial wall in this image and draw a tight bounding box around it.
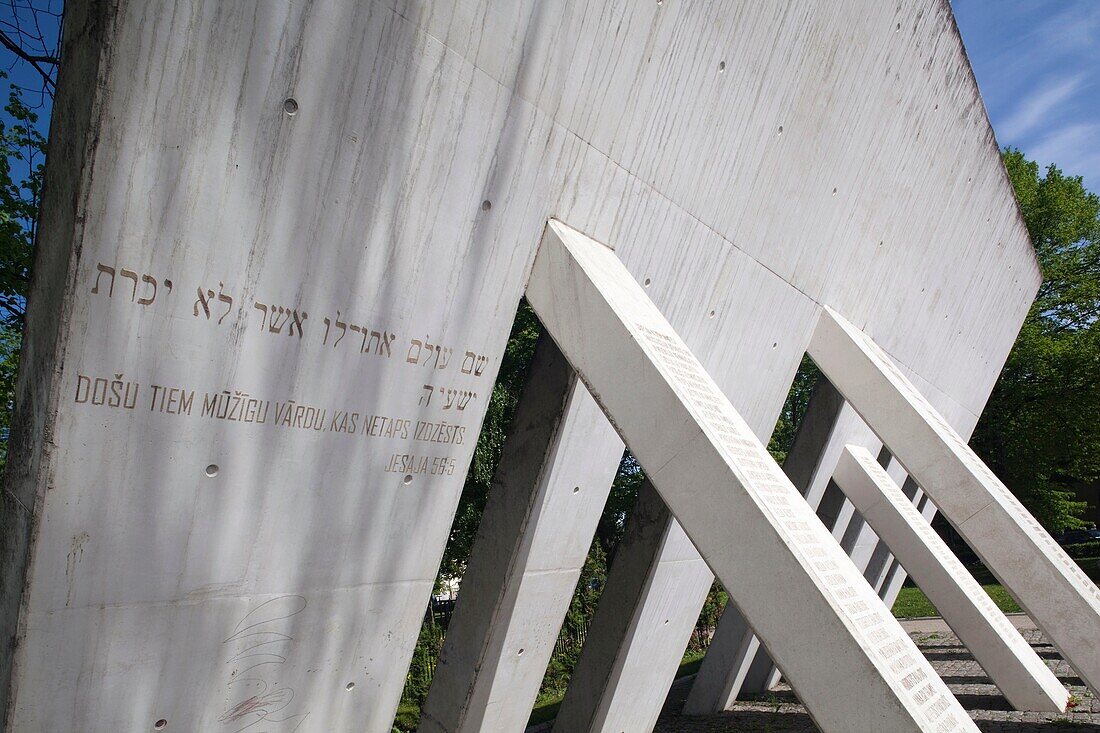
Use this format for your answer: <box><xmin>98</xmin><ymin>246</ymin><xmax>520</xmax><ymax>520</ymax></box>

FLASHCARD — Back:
<box><xmin>0</xmin><ymin>0</ymin><xmax>1053</xmax><ymax>731</ymax></box>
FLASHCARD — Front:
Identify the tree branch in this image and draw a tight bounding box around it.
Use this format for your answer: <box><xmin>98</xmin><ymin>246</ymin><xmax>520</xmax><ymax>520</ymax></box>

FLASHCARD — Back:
<box><xmin>0</xmin><ymin>29</ymin><xmax>55</xmax><ymax>92</ymax></box>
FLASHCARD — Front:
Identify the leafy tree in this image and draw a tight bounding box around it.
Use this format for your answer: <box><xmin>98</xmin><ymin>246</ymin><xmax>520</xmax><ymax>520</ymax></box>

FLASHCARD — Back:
<box><xmin>766</xmin><ymin>355</ymin><xmax>820</xmax><ymax>465</ymax></box>
<box><xmin>0</xmin><ymin>75</ymin><xmax>47</xmax><ymax>469</ymax></box>
<box><xmin>436</xmin><ymin>300</ymin><xmax>542</xmax><ymax>582</ymax></box>
<box><xmin>0</xmin><ymin>73</ymin><xmax>46</xmax><ymax>325</ymax></box>
<box><xmin>970</xmin><ymin>150</ymin><xmax>1100</xmax><ymax>531</ymax></box>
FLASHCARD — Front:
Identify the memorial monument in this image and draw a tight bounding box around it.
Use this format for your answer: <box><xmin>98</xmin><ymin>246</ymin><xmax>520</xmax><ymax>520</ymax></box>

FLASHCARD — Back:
<box><xmin>2</xmin><ymin>1</ymin><xmax>1097</xmax><ymax>732</ymax></box>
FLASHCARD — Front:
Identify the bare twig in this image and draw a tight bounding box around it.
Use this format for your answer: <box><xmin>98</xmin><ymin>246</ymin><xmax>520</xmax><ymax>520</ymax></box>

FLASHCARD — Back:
<box><xmin>0</xmin><ymin>29</ymin><xmax>55</xmax><ymax>90</ymax></box>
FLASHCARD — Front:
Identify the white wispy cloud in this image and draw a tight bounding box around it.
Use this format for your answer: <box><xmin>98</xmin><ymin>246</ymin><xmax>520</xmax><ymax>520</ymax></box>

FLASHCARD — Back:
<box><xmin>998</xmin><ymin>74</ymin><xmax>1085</xmax><ymax>142</ymax></box>
<box><xmin>1027</xmin><ymin>121</ymin><xmax>1100</xmax><ymax>184</ymax></box>
<box><xmin>1035</xmin><ymin>3</ymin><xmax>1100</xmax><ymax>53</ymax></box>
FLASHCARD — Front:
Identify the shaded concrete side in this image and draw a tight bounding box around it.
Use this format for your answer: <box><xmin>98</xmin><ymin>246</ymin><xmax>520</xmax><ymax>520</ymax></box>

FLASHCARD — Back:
<box><xmin>551</xmin><ymin>480</ymin><xmax>677</xmax><ymax>732</ymax></box>
<box><xmin>550</xmin><ymin>487</ymin><xmax>714</xmax><ymax>733</ymax></box>
<box><xmin>0</xmin><ymin>0</ymin><xmax>113</xmax><ymax>726</ymax></box>
<box><xmin>419</xmin><ymin>334</ymin><xmax>622</xmax><ymax>733</ymax></box>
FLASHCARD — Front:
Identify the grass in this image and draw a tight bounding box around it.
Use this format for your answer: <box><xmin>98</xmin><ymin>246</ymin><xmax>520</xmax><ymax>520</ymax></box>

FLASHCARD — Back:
<box><xmin>892</xmin><ymin>583</ymin><xmax>1021</xmax><ymax>618</ymax></box>
<box><xmin>393</xmin><ymin>704</ymin><xmax>419</xmax><ymax>731</ymax></box>
<box><xmin>393</xmin><ymin>652</ymin><xmax>710</xmax><ymax>729</ymax></box>
<box><xmin>892</xmin><ymin>553</ymin><xmax>1099</xmax><ymax>619</ymax></box>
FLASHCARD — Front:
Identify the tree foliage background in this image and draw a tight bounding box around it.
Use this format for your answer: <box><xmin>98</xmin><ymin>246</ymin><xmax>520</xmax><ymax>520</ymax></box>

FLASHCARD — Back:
<box><xmin>0</xmin><ymin>0</ymin><xmax>59</xmax><ymax>470</ymax></box>
<box><xmin>969</xmin><ymin>150</ymin><xmax>1100</xmax><ymax>531</ymax></box>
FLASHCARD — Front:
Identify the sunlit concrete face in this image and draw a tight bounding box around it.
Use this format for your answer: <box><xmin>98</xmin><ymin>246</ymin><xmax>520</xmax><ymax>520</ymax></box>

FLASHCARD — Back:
<box><xmin>684</xmin><ymin>381</ymin><xmax>851</xmax><ymax>716</ymax></box>
<box><xmin>834</xmin><ymin>445</ymin><xmax>1069</xmax><ymax>713</ymax></box>
<box><xmin>1</xmin><ymin>0</ymin><xmax>1039</xmax><ymax>730</ymax></box>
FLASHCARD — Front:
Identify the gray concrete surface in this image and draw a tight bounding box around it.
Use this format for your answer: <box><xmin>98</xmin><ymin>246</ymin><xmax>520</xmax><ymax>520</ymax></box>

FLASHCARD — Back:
<box><xmin>656</xmin><ymin>627</ymin><xmax>1099</xmax><ymax>733</ymax></box>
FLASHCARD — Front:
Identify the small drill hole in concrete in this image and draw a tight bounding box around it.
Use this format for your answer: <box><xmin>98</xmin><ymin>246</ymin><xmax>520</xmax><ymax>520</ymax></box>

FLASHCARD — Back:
<box><xmin>718</xmin><ymin>60</ymin><xmax>726</xmax><ymax>73</ymax></box>
<box><xmin>777</xmin><ymin>125</ymin><xmax>784</xmax><ymax>135</ymax></box>
<box><xmin>708</xmin><ymin>310</ymin><xmax>716</xmax><ymax>319</ymax></box>
<box><xmin>205</xmin><ymin>464</ymin><xmax>219</xmax><ymax>478</ymax></box>
<box><xmin>154</xmin><ymin>721</ymin><xmax>168</xmax><ymax>731</ymax></box>
<box><xmin>643</xmin><ymin>278</ymin><xmax>652</xmax><ymax>287</ymax></box>
<box><xmin>481</xmin><ymin>200</ymin><xmax>492</xmax><ymax>212</ymax></box>
<box><xmin>345</xmin><ymin>682</ymin><xmax>355</xmax><ymax>691</ymax></box>
<box><xmin>518</xmin><ymin>648</ymin><xmax>525</xmax><ymax>656</ymax></box>
<box><xmin>772</xmin><ymin>342</ymin><xmax>778</xmax><ymax>349</ymax></box>
<box><xmin>573</xmin><ymin>486</ymin><xmax>580</xmax><ymax>494</ymax></box>
<box><xmin>403</xmin><ymin>474</ymin><xmax>413</xmax><ymax>485</ymax></box>
<box><xmin>283</xmin><ymin>98</ymin><xmax>299</xmax><ymax>116</ymax></box>
<box><xmin>832</xmin><ymin>187</ymin><xmax>838</xmax><ymax>196</ymax></box>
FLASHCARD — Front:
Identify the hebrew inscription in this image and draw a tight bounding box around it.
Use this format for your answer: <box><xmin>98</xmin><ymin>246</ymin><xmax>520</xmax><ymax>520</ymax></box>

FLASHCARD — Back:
<box><xmin>91</xmin><ymin>262</ymin><xmax>173</xmax><ymax>305</ymax></box>
<box><xmin>418</xmin><ymin>384</ymin><xmax>478</xmax><ymax>410</ymax></box>
<box><xmin>78</xmin><ymin>261</ymin><xmax>493</xmax><ymax>478</ymax></box>
<box><xmin>86</xmin><ymin>261</ymin><xmax>492</xmax><ymax>377</ymax></box>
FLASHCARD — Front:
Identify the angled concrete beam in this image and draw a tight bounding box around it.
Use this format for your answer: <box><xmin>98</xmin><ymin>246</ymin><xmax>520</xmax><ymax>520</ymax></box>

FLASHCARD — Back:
<box><xmin>552</xmin><ymin>481</ymin><xmax>713</xmax><ymax>733</ymax></box>
<box><xmin>878</xmin><ymin>490</ymin><xmax>937</xmax><ymax>603</ymax></box>
<box><xmin>835</xmin><ymin>445</ymin><xmax>1069</xmax><ymax>712</ymax></box>
<box><xmin>553</xmin><ymin>372</ymin><xmax>847</xmax><ymax>729</ymax></box>
<box><xmin>419</xmin><ymin>335</ymin><xmax>623</xmax><ymax>733</ymax></box>
<box><xmin>809</xmin><ymin>306</ymin><xmax>1100</xmax><ymax>696</ymax></box>
<box><xmin>685</xmin><ymin>377</ymin><xmax>846</xmax><ymax>714</ymax></box>
<box><xmin>730</xmin><ymin>453</ymin><xmax>915</xmax><ymax>705</ymax></box>
<box><xmin>528</xmin><ymin>221</ymin><xmax>976</xmax><ymax>733</ymax></box>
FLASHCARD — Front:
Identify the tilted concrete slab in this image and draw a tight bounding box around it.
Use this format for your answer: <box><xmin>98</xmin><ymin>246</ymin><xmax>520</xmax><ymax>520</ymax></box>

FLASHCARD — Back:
<box><xmin>878</xmin><ymin>488</ymin><xmax>938</xmax><ymax>605</ymax></box>
<box><xmin>528</xmin><ymin>220</ymin><xmax>977</xmax><ymax>733</ymax></box>
<box><xmin>809</xmin><ymin>307</ymin><xmax>1100</xmax><ymax>696</ymax></box>
<box><xmin>835</xmin><ymin>445</ymin><xmax>1069</xmax><ymax>712</ymax></box>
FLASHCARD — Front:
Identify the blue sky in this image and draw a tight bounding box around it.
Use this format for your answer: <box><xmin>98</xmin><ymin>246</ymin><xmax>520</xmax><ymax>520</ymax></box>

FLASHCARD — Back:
<box><xmin>953</xmin><ymin>0</ymin><xmax>1100</xmax><ymax>192</ymax></box>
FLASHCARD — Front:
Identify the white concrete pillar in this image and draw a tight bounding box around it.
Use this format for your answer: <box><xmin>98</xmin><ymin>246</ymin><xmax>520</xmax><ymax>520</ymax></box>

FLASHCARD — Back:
<box><xmin>551</xmin><ymin>481</ymin><xmax>713</xmax><ymax>733</ymax></box>
<box><xmin>739</xmin><ymin>453</ymin><xmax>913</xmax><ymax>702</ymax></box>
<box><xmin>684</xmin><ymin>378</ymin><xmax>846</xmax><ymax>714</ymax></box>
<box><xmin>550</xmin><ymin>371</ymin><xmax>845</xmax><ymax>730</ymax></box>
<box><xmin>419</xmin><ymin>336</ymin><xmax>623</xmax><ymax>733</ymax></box>
<box><xmin>528</xmin><ymin>221</ymin><xmax>976</xmax><ymax>733</ymax></box>
<box><xmin>835</xmin><ymin>445</ymin><xmax>1069</xmax><ymax>712</ymax></box>
<box><xmin>810</xmin><ymin>306</ymin><xmax>1100</xmax><ymax>696</ymax></box>
<box><xmin>878</xmin><ymin>490</ymin><xmax>937</xmax><ymax>603</ymax></box>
